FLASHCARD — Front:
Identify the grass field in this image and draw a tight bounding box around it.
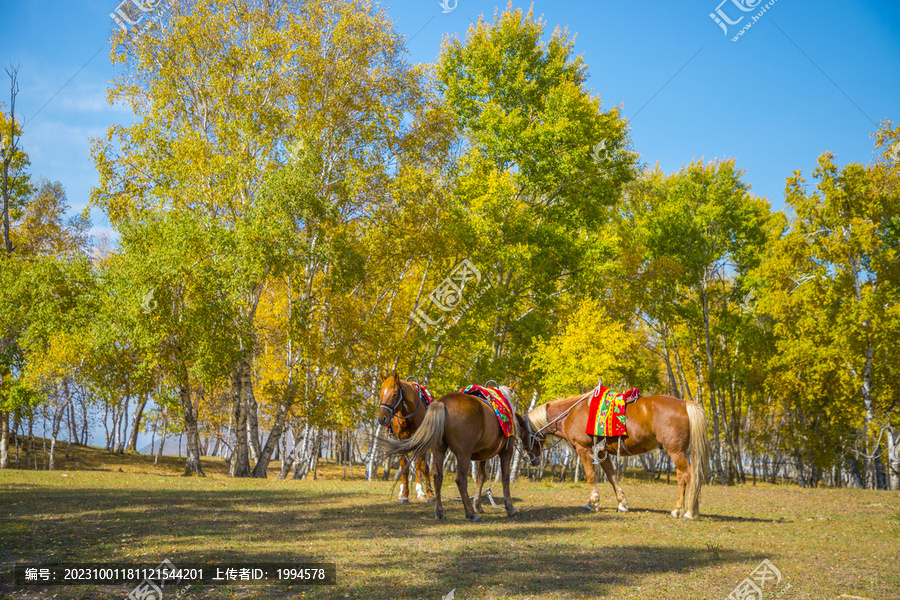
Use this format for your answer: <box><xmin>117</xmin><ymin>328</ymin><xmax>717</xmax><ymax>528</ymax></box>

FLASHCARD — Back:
<box><xmin>0</xmin><ymin>444</ymin><xmax>898</xmax><ymax>600</ymax></box>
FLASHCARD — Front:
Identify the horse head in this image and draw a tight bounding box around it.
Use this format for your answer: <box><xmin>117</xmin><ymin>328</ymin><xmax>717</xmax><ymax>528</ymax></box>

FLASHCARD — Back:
<box><xmin>515</xmin><ymin>412</ymin><xmax>544</xmax><ymax>467</ymax></box>
<box><xmin>377</xmin><ymin>372</ymin><xmax>404</xmax><ymax>427</ymax></box>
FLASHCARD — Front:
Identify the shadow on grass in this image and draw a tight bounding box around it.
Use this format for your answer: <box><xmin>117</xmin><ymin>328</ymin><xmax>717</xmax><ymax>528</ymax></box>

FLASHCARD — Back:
<box><xmin>0</xmin><ymin>481</ymin><xmax>765</xmax><ymax>599</ymax></box>
<box><xmin>331</xmin><ymin>543</ymin><xmax>754</xmax><ymax>600</ymax></box>
<box><xmin>625</xmin><ymin>507</ymin><xmax>781</xmax><ymax>523</ymax></box>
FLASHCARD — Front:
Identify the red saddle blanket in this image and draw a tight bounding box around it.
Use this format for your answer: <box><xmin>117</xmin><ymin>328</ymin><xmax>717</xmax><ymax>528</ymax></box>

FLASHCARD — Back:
<box><xmin>459</xmin><ymin>384</ymin><xmax>515</xmax><ymax>437</ymax></box>
<box><xmin>586</xmin><ymin>386</ymin><xmax>638</xmax><ymax>437</ymax></box>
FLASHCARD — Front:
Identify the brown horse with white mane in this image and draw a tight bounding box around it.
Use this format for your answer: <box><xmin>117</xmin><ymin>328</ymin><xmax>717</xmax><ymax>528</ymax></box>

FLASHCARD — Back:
<box><xmin>516</xmin><ymin>392</ymin><xmax>710</xmax><ymax>518</ymax></box>
<box><xmin>376</xmin><ymin>373</ymin><xmax>435</xmax><ymax>503</ymax></box>
<box><xmin>381</xmin><ymin>386</ymin><xmax>520</xmax><ymax>522</ymax></box>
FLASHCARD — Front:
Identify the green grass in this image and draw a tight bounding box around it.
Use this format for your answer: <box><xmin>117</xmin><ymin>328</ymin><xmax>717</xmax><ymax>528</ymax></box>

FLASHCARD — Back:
<box><xmin>0</xmin><ymin>445</ymin><xmax>898</xmax><ymax>599</ymax></box>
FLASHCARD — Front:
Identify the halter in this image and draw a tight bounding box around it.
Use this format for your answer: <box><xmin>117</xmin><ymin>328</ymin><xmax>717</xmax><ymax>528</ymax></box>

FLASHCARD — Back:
<box><xmin>379</xmin><ymin>380</ymin><xmax>423</xmax><ymax>422</ymax></box>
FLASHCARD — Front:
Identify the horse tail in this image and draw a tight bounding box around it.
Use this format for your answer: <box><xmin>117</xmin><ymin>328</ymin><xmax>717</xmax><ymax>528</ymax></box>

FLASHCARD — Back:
<box><xmin>380</xmin><ymin>402</ymin><xmax>447</xmax><ymax>462</ymax></box>
<box><xmin>685</xmin><ymin>400</ymin><xmax>710</xmax><ymax>517</ymax></box>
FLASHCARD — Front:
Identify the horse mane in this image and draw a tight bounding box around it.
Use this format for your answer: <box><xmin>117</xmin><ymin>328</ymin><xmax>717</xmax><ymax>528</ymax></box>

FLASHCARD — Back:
<box><xmin>527</xmin><ymin>403</ymin><xmax>549</xmax><ymax>431</ymax></box>
<box><xmin>527</xmin><ymin>392</ymin><xmax>591</xmax><ymax>433</ymax></box>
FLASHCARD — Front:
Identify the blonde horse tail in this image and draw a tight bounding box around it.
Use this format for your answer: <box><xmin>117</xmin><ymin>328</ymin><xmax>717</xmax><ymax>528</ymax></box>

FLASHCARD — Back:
<box><xmin>379</xmin><ymin>402</ymin><xmax>447</xmax><ymax>462</ymax></box>
<box><xmin>685</xmin><ymin>401</ymin><xmax>710</xmax><ymax>517</ymax></box>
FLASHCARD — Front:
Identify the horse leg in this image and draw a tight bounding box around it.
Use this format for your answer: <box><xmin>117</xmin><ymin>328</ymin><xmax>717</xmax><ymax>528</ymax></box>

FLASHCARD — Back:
<box><xmin>397</xmin><ymin>454</ymin><xmax>410</xmax><ymax>503</ymax></box>
<box><xmin>597</xmin><ymin>454</ymin><xmax>629</xmax><ymax>513</ymax></box>
<box><xmin>499</xmin><ymin>443</ymin><xmax>518</xmax><ymax>517</ymax></box>
<box><xmin>432</xmin><ymin>446</ymin><xmax>446</xmax><ymax>520</ymax></box>
<box><xmin>574</xmin><ymin>444</ymin><xmax>604</xmax><ymax>512</ymax></box>
<box><xmin>669</xmin><ymin>451</ymin><xmax>690</xmax><ymax>518</ymax></box>
<box><xmin>454</xmin><ymin>450</ymin><xmax>480</xmax><ymax>522</ymax></box>
<box><xmin>415</xmin><ymin>454</ymin><xmax>435</xmax><ymax>502</ymax></box>
<box><xmin>472</xmin><ymin>461</ymin><xmax>487</xmax><ymax>514</ymax></box>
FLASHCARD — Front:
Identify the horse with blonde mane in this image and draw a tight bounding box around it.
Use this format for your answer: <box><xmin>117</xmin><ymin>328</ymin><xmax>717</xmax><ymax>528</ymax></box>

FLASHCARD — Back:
<box><xmin>516</xmin><ymin>391</ymin><xmax>710</xmax><ymax>518</ymax></box>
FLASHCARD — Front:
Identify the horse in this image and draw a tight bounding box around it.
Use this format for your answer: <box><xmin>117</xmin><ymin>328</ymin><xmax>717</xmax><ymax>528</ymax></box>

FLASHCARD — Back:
<box><xmin>376</xmin><ymin>373</ymin><xmax>436</xmax><ymax>503</ymax></box>
<box><xmin>380</xmin><ymin>386</ymin><xmax>520</xmax><ymax>522</ymax></box>
<box><xmin>516</xmin><ymin>392</ymin><xmax>711</xmax><ymax>519</ymax></box>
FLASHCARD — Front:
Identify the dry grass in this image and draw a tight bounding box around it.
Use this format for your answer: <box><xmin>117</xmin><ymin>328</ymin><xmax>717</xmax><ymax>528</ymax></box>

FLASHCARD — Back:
<box><xmin>1</xmin><ymin>444</ymin><xmax>898</xmax><ymax>600</ymax></box>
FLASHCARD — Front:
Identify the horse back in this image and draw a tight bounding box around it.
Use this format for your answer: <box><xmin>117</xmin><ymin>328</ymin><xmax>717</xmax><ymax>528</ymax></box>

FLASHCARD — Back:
<box><xmin>556</xmin><ymin>393</ymin><xmax>690</xmax><ymax>452</ymax></box>
<box><xmin>435</xmin><ymin>392</ymin><xmax>506</xmax><ymax>458</ymax></box>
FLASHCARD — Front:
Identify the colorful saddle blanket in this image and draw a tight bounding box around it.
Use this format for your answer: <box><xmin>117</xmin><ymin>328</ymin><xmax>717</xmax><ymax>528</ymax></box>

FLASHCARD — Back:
<box><xmin>586</xmin><ymin>386</ymin><xmax>639</xmax><ymax>437</ymax></box>
<box><xmin>459</xmin><ymin>384</ymin><xmax>515</xmax><ymax>438</ymax></box>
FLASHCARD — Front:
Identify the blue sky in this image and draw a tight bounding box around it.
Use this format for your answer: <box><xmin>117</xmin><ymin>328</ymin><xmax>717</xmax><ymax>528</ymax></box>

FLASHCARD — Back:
<box><xmin>2</xmin><ymin>0</ymin><xmax>899</xmax><ymax>237</ymax></box>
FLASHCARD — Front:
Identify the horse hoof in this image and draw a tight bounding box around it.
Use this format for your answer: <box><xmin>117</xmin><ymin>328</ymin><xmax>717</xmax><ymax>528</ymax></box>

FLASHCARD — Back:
<box><xmin>475</xmin><ymin>506</ymin><xmax>484</xmax><ymax>514</ymax></box>
<box><xmin>397</xmin><ymin>497</ymin><xmax>409</xmax><ymax>504</ymax></box>
<box><xmin>583</xmin><ymin>503</ymin><xmax>594</xmax><ymax>512</ymax></box>
<box><xmin>467</xmin><ymin>514</ymin><xmax>482</xmax><ymax>522</ymax></box>
<box><xmin>435</xmin><ymin>511</ymin><xmax>445</xmax><ymax>520</ymax></box>
<box><xmin>683</xmin><ymin>513</ymin><xmax>694</xmax><ymax>520</ymax></box>
<box><xmin>507</xmin><ymin>508</ymin><xmax>519</xmax><ymax>517</ymax></box>
<box><xmin>617</xmin><ymin>504</ymin><xmax>629</xmax><ymax>513</ymax></box>
<box><xmin>417</xmin><ymin>495</ymin><xmax>427</xmax><ymax>501</ymax></box>
<box><xmin>671</xmin><ymin>509</ymin><xmax>683</xmax><ymax>518</ymax></box>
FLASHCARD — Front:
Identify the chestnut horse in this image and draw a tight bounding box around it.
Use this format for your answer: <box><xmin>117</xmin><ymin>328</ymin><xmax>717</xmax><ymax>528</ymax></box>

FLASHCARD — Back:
<box><xmin>381</xmin><ymin>387</ymin><xmax>520</xmax><ymax>521</ymax></box>
<box><xmin>376</xmin><ymin>373</ymin><xmax>436</xmax><ymax>503</ymax></box>
<box><xmin>516</xmin><ymin>392</ymin><xmax>710</xmax><ymax>518</ymax></box>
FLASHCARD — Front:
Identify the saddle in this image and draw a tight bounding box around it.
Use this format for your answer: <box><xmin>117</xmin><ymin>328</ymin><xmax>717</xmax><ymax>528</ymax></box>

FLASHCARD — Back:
<box><xmin>587</xmin><ymin>385</ymin><xmax>640</xmax><ymax>457</ymax></box>
<box><xmin>459</xmin><ymin>384</ymin><xmax>515</xmax><ymax>438</ymax></box>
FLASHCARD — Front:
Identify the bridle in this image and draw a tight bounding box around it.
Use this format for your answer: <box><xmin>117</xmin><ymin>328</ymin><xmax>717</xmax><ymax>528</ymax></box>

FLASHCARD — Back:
<box><xmin>379</xmin><ymin>380</ymin><xmax>423</xmax><ymax>422</ymax></box>
<box><xmin>519</xmin><ymin>416</ymin><xmax>545</xmax><ymax>464</ymax></box>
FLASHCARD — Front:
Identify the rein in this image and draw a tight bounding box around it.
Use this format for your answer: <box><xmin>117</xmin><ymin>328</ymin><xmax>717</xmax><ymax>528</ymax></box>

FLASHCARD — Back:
<box><xmin>534</xmin><ymin>390</ymin><xmax>594</xmax><ymax>438</ymax></box>
<box><xmin>519</xmin><ymin>390</ymin><xmax>593</xmax><ymax>464</ymax></box>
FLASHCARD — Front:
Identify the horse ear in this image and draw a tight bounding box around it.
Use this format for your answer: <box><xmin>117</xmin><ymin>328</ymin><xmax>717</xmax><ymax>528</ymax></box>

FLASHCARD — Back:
<box><xmin>392</xmin><ymin>370</ymin><xmax>399</xmax><ymax>381</ymax></box>
<box><xmin>379</xmin><ymin>371</ymin><xmax>386</xmax><ymax>381</ymax></box>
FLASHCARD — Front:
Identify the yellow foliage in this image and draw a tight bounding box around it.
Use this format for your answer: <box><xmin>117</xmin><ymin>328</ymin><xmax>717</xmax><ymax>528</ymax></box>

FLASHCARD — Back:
<box><xmin>531</xmin><ymin>298</ymin><xmax>639</xmax><ymax>400</ymax></box>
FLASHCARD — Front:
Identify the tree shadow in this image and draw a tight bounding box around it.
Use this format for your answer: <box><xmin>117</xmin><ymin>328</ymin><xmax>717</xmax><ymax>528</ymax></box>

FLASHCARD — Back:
<box><xmin>625</xmin><ymin>507</ymin><xmax>782</xmax><ymax>523</ymax></box>
<box><xmin>0</xmin><ymin>481</ymin><xmax>768</xmax><ymax>599</ymax></box>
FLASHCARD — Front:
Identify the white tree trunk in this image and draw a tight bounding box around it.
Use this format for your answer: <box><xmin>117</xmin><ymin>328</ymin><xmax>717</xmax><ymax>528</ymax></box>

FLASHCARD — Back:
<box><xmin>887</xmin><ymin>426</ymin><xmax>900</xmax><ymax>491</ymax></box>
